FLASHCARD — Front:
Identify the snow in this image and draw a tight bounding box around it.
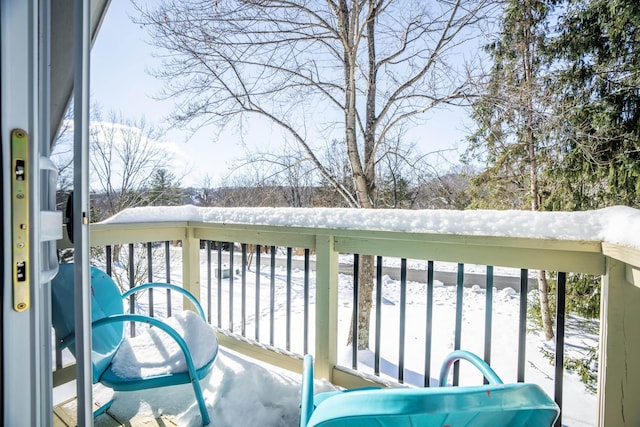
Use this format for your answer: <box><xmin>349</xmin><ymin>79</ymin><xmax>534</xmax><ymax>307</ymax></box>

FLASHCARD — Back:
<box><xmin>94</xmin><ymin>348</ymin><xmax>323</xmax><ymax>427</ymax></box>
<box><xmin>102</xmin><ymin>205</ymin><xmax>640</xmax><ymax>250</ymax></box>
<box><xmin>110</xmin><ymin>311</ymin><xmax>219</xmax><ymax>379</ymax></box>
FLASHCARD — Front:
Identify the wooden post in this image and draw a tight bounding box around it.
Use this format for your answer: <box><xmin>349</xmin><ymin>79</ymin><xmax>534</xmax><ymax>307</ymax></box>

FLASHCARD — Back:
<box><xmin>598</xmin><ymin>257</ymin><xmax>640</xmax><ymax>426</ymax></box>
<box><xmin>182</xmin><ymin>226</ymin><xmax>200</xmax><ymax>313</ymax></box>
<box><xmin>314</xmin><ymin>234</ymin><xmax>339</xmax><ymax>382</ymax></box>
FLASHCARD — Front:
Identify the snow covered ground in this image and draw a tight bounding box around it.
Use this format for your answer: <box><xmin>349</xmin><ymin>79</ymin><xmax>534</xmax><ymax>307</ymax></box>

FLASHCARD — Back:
<box><xmin>53</xmin><ymin>250</ymin><xmax>598</xmax><ymax>427</ymax></box>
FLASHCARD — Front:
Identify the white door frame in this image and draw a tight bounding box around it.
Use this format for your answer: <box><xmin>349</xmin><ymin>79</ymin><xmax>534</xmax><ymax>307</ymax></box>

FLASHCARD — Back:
<box><xmin>1</xmin><ymin>1</ymin><xmax>58</xmax><ymax>425</ymax></box>
<box><xmin>2</xmin><ymin>0</ymin><xmax>109</xmax><ymax>425</ymax></box>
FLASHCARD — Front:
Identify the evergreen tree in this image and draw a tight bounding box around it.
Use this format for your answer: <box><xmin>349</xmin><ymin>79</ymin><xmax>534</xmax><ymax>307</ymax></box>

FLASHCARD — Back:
<box><xmin>546</xmin><ymin>0</ymin><xmax>640</xmax><ymax>209</ymax></box>
<box><xmin>146</xmin><ymin>168</ymin><xmax>184</xmax><ymax>206</ymax></box>
<box><xmin>466</xmin><ymin>0</ymin><xmax>556</xmax><ymax>210</ymax></box>
<box><xmin>466</xmin><ymin>0</ymin><xmax>556</xmax><ymax>339</ymax></box>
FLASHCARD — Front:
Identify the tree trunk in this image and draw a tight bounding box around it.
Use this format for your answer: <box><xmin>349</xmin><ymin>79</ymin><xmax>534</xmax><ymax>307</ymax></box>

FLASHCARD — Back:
<box><xmin>112</xmin><ymin>243</ymin><xmax>122</xmax><ymax>263</ymax></box>
<box><xmin>346</xmin><ymin>1</ymin><xmax>379</xmax><ymax>351</ymax></box>
<box><xmin>522</xmin><ymin>2</ymin><xmax>553</xmax><ymax>341</ymax></box>
<box><xmin>538</xmin><ymin>270</ymin><xmax>554</xmax><ymax>340</ymax></box>
<box><xmin>347</xmin><ymin>254</ymin><xmax>376</xmax><ymax>351</ymax></box>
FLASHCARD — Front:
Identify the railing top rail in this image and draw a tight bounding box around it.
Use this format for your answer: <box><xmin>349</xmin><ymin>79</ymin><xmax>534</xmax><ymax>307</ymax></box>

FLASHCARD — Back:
<box><xmin>83</xmin><ymin>205</ymin><xmax>640</xmax><ymax>273</ymax></box>
<box><xmin>97</xmin><ymin>205</ymin><xmax>640</xmax><ymax>246</ymax></box>
<box><xmin>89</xmin><ymin>221</ymin><xmax>190</xmax><ymax>246</ymax></box>
<box><xmin>90</xmin><ymin>219</ymin><xmax>603</xmax><ymax>251</ymax></box>
<box><xmin>87</xmin><ymin>222</ymin><xmax>610</xmax><ymax>275</ymax></box>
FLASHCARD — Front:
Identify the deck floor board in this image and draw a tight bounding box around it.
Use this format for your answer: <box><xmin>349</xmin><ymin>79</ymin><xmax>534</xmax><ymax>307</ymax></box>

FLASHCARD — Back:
<box><xmin>53</xmin><ymin>397</ymin><xmax>179</xmax><ymax>427</ymax></box>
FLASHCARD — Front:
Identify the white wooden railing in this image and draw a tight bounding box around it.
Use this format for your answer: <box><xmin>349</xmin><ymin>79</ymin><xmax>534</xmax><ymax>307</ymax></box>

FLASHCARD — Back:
<box><xmin>53</xmin><ymin>208</ymin><xmax>640</xmax><ymax>427</ymax></box>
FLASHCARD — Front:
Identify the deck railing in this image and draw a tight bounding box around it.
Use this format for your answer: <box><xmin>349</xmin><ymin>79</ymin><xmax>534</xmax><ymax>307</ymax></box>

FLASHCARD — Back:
<box><xmin>53</xmin><ymin>214</ymin><xmax>640</xmax><ymax>427</ymax></box>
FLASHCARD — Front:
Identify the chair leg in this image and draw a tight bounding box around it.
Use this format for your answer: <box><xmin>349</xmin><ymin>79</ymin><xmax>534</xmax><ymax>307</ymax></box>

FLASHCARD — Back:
<box><xmin>191</xmin><ymin>377</ymin><xmax>210</xmax><ymax>426</ymax></box>
<box><xmin>93</xmin><ymin>399</ymin><xmax>114</xmax><ymax>419</ymax></box>
<box><xmin>92</xmin><ymin>388</ymin><xmax>208</xmax><ymax>425</ymax></box>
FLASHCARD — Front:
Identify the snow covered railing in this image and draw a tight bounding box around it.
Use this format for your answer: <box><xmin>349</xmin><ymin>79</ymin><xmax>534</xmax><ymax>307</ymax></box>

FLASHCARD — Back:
<box><xmin>54</xmin><ymin>206</ymin><xmax>640</xmax><ymax>427</ymax></box>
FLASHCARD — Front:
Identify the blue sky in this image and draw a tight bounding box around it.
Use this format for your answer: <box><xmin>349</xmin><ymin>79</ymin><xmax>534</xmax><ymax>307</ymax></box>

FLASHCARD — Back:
<box><xmin>90</xmin><ymin>1</ymin><xmax>233</xmax><ymax>187</ymax></box>
<box><xmin>90</xmin><ymin>1</ymin><xmax>471</xmax><ymax>188</ymax></box>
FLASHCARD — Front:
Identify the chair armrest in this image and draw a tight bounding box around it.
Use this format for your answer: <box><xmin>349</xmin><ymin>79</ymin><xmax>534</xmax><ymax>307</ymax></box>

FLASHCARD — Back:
<box><xmin>121</xmin><ymin>282</ymin><xmax>206</xmax><ymax>321</ymax></box>
<box><xmin>93</xmin><ymin>313</ymin><xmax>203</xmax><ymax>381</ymax></box>
<box><xmin>300</xmin><ymin>354</ymin><xmax>315</xmax><ymax>427</ymax></box>
<box><xmin>438</xmin><ymin>350</ymin><xmax>504</xmax><ymax>386</ymax></box>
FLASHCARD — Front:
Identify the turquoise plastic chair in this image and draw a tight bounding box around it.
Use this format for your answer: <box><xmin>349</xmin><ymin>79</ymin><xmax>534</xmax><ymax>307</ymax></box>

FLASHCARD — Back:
<box><xmin>300</xmin><ymin>350</ymin><xmax>560</xmax><ymax>427</ymax></box>
<box><xmin>51</xmin><ymin>263</ymin><xmax>218</xmax><ymax>425</ymax></box>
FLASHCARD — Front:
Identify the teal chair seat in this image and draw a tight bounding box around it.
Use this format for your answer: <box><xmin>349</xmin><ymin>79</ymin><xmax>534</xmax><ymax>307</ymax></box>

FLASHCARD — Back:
<box><xmin>99</xmin><ymin>310</ymin><xmax>218</xmax><ymax>390</ymax></box>
<box><xmin>51</xmin><ymin>263</ymin><xmax>218</xmax><ymax>425</ymax></box>
<box><xmin>300</xmin><ymin>350</ymin><xmax>560</xmax><ymax>427</ymax></box>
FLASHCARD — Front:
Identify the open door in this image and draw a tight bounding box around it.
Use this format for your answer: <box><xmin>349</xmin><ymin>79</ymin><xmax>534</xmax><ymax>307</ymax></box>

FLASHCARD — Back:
<box><xmin>1</xmin><ymin>1</ymin><xmax>61</xmax><ymax>425</ymax></box>
<box><xmin>2</xmin><ymin>0</ymin><xmax>110</xmax><ymax>425</ymax></box>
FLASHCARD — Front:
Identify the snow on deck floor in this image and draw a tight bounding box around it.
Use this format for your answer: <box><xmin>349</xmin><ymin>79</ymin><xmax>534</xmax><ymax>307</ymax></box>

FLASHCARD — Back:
<box><xmin>92</xmin><ymin>347</ymin><xmax>335</xmax><ymax>427</ymax></box>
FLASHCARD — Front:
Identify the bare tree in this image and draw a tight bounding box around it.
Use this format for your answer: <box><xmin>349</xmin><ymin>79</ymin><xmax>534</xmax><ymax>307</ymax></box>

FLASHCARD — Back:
<box><xmin>92</xmin><ymin>109</ymin><xmax>173</xmax><ymax>267</ymax></box>
<box><xmin>52</xmin><ymin>113</ymin><xmax>75</xmax><ymax>197</ymax></box>
<box><xmin>416</xmin><ymin>167</ymin><xmax>473</xmax><ymax>209</ymax></box>
<box><xmin>375</xmin><ymin>130</ymin><xmax>453</xmax><ymax>209</ymax></box>
<box><xmin>136</xmin><ymin>0</ymin><xmax>493</xmax><ymax>349</ymax></box>
<box><xmin>52</xmin><ymin>107</ymin><xmax>174</xmax><ymax>217</ymax></box>
<box><xmin>233</xmin><ymin>143</ymin><xmax>318</xmax><ymax>207</ymax></box>
<box><xmin>279</xmin><ymin>148</ymin><xmax>317</xmax><ymax>208</ymax></box>
<box><xmin>89</xmin><ymin>109</ymin><xmax>172</xmax><ymax>220</ymax></box>
<box><xmin>215</xmin><ymin>171</ymin><xmax>284</xmax><ymax>207</ymax></box>
<box><xmin>51</xmin><ymin>107</ymin><xmax>180</xmax><ymax>287</ymax></box>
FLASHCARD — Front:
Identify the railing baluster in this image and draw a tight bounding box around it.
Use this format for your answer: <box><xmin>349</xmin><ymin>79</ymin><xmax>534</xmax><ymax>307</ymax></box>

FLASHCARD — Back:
<box><xmin>303</xmin><ymin>249</ymin><xmax>310</xmax><ymax>355</ymax></box>
<box><xmin>398</xmin><ymin>258</ymin><xmax>407</xmax><ymax>383</ymax></box>
<box><xmin>217</xmin><ymin>242</ymin><xmax>223</xmax><ymax>328</ymax></box>
<box><xmin>484</xmin><ymin>265</ymin><xmax>494</xmax><ymax>384</ymax></box>
<box><xmin>424</xmin><ymin>260</ymin><xmax>434</xmax><ymax>387</ymax></box>
<box><xmin>129</xmin><ymin>243</ymin><xmax>135</xmax><ymax>337</ymax></box>
<box><xmin>286</xmin><ymin>247</ymin><xmax>292</xmax><ymax>351</ymax></box>
<box><xmin>255</xmin><ymin>246</ymin><xmax>261</xmax><ymax>341</ymax></box>
<box><xmin>147</xmin><ymin>242</ymin><xmax>153</xmax><ymax>317</ymax></box>
<box><xmin>270</xmin><ymin>246</ymin><xmax>276</xmax><ymax>346</ymax></box>
<box><xmin>352</xmin><ymin>254</ymin><xmax>360</xmax><ymax>369</ymax></box>
<box><xmin>165</xmin><ymin>241</ymin><xmax>172</xmax><ymax>317</ymax></box>
<box><xmin>555</xmin><ymin>272</ymin><xmax>566</xmax><ymax>427</ymax></box>
<box><xmin>207</xmin><ymin>241</ymin><xmax>212</xmax><ymax>324</ymax></box>
<box><xmin>229</xmin><ymin>243</ymin><xmax>234</xmax><ymax>332</ymax></box>
<box><xmin>375</xmin><ymin>256</ymin><xmax>383</xmax><ymax>376</ymax></box>
<box><xmin>55</xmin><ymin>332</ymin><xmax>62</xmax><ymax>370</ymax></box>
<box><xmin>518</xmin><ymin>268</ymin><xmax>529</xmax><ymax>382</ymax></box>
<box><xmin>241</xmin><ymin>243</ymin><xmax>247</xmax><ymax>337</ymax></box>
<box><xmin>453</xmin><ymin>263</ymin><xmax>464</xmax><ymax>385</ymax></box>
<box><xmin>106</xmin><ymin>245</ymin><xmax>112</xmax><ymax>276</ymax></box>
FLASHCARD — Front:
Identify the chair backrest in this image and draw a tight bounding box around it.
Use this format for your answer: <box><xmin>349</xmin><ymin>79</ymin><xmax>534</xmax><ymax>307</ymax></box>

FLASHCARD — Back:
<box><xmin>51</xmin><ymin>263</ymin><xmax>125</xmax><ymax>383</ymax></box>
<box><xmin>306</xmin><ymin>384</ymin><xmax>560</xmax><ymax>427</ymax></box>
